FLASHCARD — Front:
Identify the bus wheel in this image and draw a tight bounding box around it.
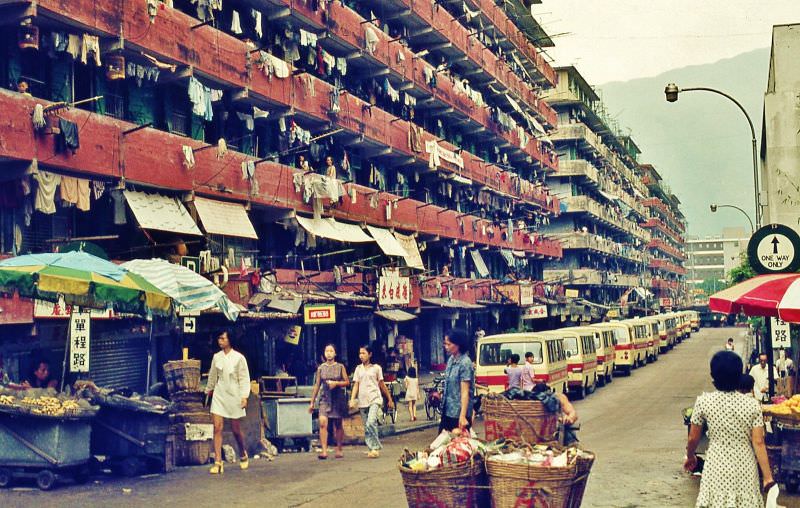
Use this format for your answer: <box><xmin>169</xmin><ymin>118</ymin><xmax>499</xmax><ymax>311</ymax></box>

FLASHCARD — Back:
<box><xmin>572</xmin><ymin>385</ymin><xmax>585</xmax><ymax>400</ymax></box>
<box><xmin>622</xmin><ymin>365</ymin><xmax>632</xmax><ymax>376</ymax></box>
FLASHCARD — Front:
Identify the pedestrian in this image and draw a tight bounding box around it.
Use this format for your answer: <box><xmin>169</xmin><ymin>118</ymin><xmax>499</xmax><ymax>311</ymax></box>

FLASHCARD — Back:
<box><xmin>521</xmin><ymin>351</ymin><xmax>536</xmax><ymax>391</ymax></box>
<box><xmin>748</xmin><ymin>354</ymin><xmax>779</xmax><ymax>403</ymax></box>
<box><xmin>349</xmin><ymin>345</ymin><xmax>394</xmax><ymax>458</ymax></box>
<box><xmin>724</xmin><ymin>338</ymin><xmax>735</xmax><ymax>351</ymax></box>
<box><xmin>739</xmin><ymin>374</ymin><xmax>755</xmax><ymax>397</ymax></box>
<box><xmin>439</xmin><ymin>328</ymin><xmax>474</xmax><ymax>433</ymax></box>
<box><xmin>685</xmin><ymin>350</ymin><xmax>774</xmax><ymax>507</ymax></box>
<box><xmin>404</xmin><ymin>366</ymin><xmax>420</xmax><ymax>421</ymax></box>
<box><xmin>505</xmin><ymin>354</ymin><xmax>523</xmax><ymax>389</ymax></box>
<box><xmin>205</xmin><ymin>331</ymin><xmax>251</xmax><ymax>474</ymax></box>
<box><xmin>308</xmin><ymin>344</ymin><xmax>349</xmax><ymax>460</ymax></box>
<box><xmin>777</xmin><ymin>348</ymin><xmax>795</xmax><ymax>378</ymax></box>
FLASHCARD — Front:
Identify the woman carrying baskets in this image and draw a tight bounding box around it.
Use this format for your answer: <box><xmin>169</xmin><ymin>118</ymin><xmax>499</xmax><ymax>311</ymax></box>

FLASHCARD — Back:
<box><xmin>685</xmin><ymin>350</ymin><xmax>774</xmax><ymax>507</ymax></box>
<box><xmin>440</xmin><ymin>328</ymin><xmax>475</xmax><ymax>433</ymax></box>
<box><xmin>205</xmin><ymin>331</ymin><xmax>251</xmax><ymax>474</ymax></box>
<box><xmin>309</xmin><ymin>344</ymin><xmax>350</xmax><ymax>459</ymax></box>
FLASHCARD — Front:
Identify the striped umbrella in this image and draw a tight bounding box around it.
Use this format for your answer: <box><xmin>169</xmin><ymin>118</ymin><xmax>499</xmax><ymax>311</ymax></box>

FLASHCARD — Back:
<box><xmin>709</xmin><ymin>273</ymin><xmax>800</xmax><ymax>322</ymax></box>
<box><xmin>121</xmin><ymin>258</ymin><xmax>240</xmax><ymax>321</ymax></box>
<box><xmin>0</xmin><ymin>251</ymin><xmax>172</xmax><ymax>315</ymax></box>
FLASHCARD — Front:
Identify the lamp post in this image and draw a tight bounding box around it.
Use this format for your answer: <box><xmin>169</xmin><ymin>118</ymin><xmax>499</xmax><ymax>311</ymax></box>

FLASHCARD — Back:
<box><xmin>709</xmin><ymin>203</ymin><xmax>754</xmax><ymax>235</ymax></box>
<box><xmin>664</xmin><ymin>84</ymin><xmax>761</xmax><ymax>229</ymax></box>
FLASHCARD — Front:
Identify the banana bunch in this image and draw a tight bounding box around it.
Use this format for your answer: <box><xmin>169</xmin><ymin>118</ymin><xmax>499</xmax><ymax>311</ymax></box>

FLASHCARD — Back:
<box><xmin>23</xmin><ymin>396</ymin><xmax>67</xmax><ymax>417</ymax></box>
<box><xmin>0</xmin><ymin>394</ymin><xmax>15</xmax><ymax>406</ymax></box>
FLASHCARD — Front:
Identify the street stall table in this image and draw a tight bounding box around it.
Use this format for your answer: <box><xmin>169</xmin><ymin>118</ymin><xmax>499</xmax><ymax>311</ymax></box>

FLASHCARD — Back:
<box><xmin>763</xmin><ymin>400</ymin><xmax>800</xmax><ymax>492</ymax></box>
<box><xmin>0</xmin><ymin>395</ymin><xmax>97</xmax><ymax>490</ymax></box>
<box><xmin>259</xmin><ymin>376</ymin><xmax>312</xmax><ymax>452</ymax></box>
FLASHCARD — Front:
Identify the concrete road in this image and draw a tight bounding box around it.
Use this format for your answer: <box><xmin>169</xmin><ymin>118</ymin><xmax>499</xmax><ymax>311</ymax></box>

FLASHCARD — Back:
<box><xmin>3</xmin><ymin>326</ymin><xmax>798</xmax><ymax>507</ymax></box>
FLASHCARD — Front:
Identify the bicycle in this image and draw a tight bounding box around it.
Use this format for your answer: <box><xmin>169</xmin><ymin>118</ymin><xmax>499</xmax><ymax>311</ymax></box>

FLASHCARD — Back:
<box><xmin>423</xmin><ymin>374</ymin><xmax>445</xmax><ymax>420</ymax></box>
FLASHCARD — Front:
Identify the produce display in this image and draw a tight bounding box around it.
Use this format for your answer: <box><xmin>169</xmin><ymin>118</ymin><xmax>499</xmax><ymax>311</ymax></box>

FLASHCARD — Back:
<box><xmin>764</xmin><ymin>395</ymin><xmax>800</xmax><ymax>418</ymax></box>
<box><xmin>0</xmin><ymin>388</ymin><xmax>97</xmax><ymax>419</ymax></box>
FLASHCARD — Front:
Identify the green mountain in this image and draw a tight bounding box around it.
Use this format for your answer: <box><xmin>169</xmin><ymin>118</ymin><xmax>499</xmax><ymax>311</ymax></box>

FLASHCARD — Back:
<box><xmin>597</xmin><ymin>48</ymin><xmax>770</xmax><ymax>237</ymax></box>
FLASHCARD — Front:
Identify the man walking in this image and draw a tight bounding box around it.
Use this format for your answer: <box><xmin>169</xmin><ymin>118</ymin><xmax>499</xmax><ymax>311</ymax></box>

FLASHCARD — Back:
<box><xmin>748</xmin><ymin>354</ymin><xmax>778</xmax><ymax>403</ymax></box>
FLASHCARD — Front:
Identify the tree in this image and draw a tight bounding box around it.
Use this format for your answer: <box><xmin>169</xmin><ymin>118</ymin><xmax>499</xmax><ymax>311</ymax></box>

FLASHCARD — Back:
<box><xmin>728</xmin><ymin>252</ymin><xmax>756</xmax><ymax>285</ymax></box>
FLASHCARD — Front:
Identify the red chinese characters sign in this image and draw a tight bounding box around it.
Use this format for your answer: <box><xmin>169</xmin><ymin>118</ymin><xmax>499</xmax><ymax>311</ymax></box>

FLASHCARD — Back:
<box><xmin>378</xmin><ymin>272</ymin><xmax>411</xmax><ymax>306</ymax></box>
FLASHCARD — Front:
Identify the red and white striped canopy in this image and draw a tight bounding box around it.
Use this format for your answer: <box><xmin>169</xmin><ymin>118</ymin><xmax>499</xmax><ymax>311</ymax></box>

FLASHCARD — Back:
<box><xmin>709</xmin><ymin>273</ymin><xmax>800</xmax><ymax>322</ymax></box>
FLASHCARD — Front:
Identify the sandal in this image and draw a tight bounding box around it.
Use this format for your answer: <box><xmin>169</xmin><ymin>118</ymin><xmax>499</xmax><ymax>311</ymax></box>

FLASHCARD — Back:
<box><xmin>318</xmin><ymin>453</ymin><xmax>328</xmax><ymax>460</ymax></box>
<box><xmin>762</xmin><ymin>480</ymin><xmax>776</xmax><ymax>493</ymax></box>
<box><xmin>335</xmin><ymin>452</ymin><xmax>344</xmax><ymax>459</ymax></box>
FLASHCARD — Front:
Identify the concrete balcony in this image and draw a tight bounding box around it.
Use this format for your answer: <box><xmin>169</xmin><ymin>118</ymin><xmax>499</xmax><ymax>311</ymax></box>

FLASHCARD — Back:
<box><xmin>543</xmin><ymin>269</ymin><xmax>647</xmax><ymax>287</ymax></box>
<box><xmin>556</xmin><ymin>233</ymin><xmax>647</xmax><ymax>264</ymax></box>
<box><xmin>557</xmin><ymin>159</ymin><xmax>599</xmax><ymax>184</ymax></box>
<box><xmin>563</xmin><ymin>196</ymin><xmax>651</xmax><ymax>242</ymax></box>
<box><xmin>551</xmin><ymin>124</ymin><xmax>607</xmax><ymax>156</ymax></box>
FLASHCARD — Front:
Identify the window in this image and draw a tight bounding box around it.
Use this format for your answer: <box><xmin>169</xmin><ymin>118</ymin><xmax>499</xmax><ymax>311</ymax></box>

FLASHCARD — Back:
<box><xmin>563</xmin><ymin>337</ymin><xmax>578</xmax><ymax>356</ymax></box>
<box><xmin>479</xmin><ymin>342</ymin><xmax>543</xmax><ymax>366</ymax></box>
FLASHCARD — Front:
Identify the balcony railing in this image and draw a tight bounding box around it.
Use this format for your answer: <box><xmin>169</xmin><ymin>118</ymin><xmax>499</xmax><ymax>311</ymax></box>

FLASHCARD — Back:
<box><xmin>557</xmin><ymin>159</ymin><xmax>599</xmax><ymax>183</ymax></box>
<box><xmin>649</xmin><ymin>259</ymin><xmax>687</xmax><ymax>275</ymax></box>
<box><xmin>556</xmin><ymin>232</ymin><xmax>647</xmax><ymax>264</ymax></box>
<box><xmin>543</xmin><ymin>268</ymin><xmax>647</xmax><ymax>287</ymax></box>
<box><xmin>563</xmin><ymin>195</ymin><xmax>650</xmax><ymax>242</ymax></box>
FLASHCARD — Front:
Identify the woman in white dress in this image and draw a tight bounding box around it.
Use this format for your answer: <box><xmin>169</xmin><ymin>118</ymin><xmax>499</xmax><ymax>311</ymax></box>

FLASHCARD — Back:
<box><xmin>205</xmin><ymin>331</ymin><xmax>251</xmax><ymax>474</ymax></box>
<box><xmin>685</xmin><ymin>350</ymin><xmax>774</xmax><ymax>507</ymax></box>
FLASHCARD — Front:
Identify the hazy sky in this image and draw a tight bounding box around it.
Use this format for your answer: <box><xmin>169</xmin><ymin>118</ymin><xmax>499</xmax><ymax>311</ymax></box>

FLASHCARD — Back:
<box><xmin>530</xmin><ymin>1</ymin><xmax>799</xmax><ymax>85</ymax></box>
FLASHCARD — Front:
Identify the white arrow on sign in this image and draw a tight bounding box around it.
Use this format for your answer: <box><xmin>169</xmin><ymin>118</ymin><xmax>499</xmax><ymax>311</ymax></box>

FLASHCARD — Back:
<box><xmin>183</xmin><ymin>317</ymin><xmax>196</xmax><ymax>334</ymax></box>
<box><xmin>756</xmin><ymin>233</ymin><xmax>796</xmax><ymax>271</ymax></box>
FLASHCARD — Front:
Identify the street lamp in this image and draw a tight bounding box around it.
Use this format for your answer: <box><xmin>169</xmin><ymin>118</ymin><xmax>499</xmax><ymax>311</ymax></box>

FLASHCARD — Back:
<box><xmin>664</xmin><ymin>83</ymin><xmax>761</xmax><ymax>230</ymax></box>
<box><xmin>709</xmin><ymin>203</ymin><xmax>754</xmax><ymax>234</ymax></box>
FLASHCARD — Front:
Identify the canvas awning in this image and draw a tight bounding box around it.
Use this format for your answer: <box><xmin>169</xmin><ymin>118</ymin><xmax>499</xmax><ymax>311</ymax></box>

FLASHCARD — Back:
<box><xmin>123</xmin><ymin>190</ymin><xmax>202</xmax><ymax>236</ymax></box>
<box><xmin>500</xmin><ymin>249</ymin><xmax>515</xmax><ymax>268</ymax></box>
<box><xmin>374</xmin><ymin>308</ymin><xmax>417</xmax><ymax>322</ymax></box>
<box><xmin>421</xmin><ymin>297</ymin><xmax>485</xmax><ymax>309</ymax></box>
<box><xmin>296</xmin><ymin>216</ymin><xmax>374</xmax><ymax>243</ymax></box>
<box><xmin>470</xmin><ymin>249</ymin><xmax>490</xmax><ymax>278</ymax></box>
<box><xmin>394</xmin><ymin>232</ymin><xmax>425</xmax><ymax>270</ymax></box>
<box><xmin>193</xmin><ymin>197</ymin><xmax>258</xmax><ymax>239</ymax></box>
<box><xmin>633</xmin><ymin>287</ymin><xmax>654</xmax><ymax>299</ymax></box>
<box><xmin>367</xmin><ymin>226</ymin><xmax>409</xmax><ymax>257</ymax></box>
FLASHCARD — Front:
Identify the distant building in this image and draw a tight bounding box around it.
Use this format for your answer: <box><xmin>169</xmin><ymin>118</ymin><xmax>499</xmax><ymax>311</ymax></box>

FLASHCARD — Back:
<box><xmin>761</xmin><ymin>24</ymin><xmax>800</xmax><ymax>234</ymax></box>
<box><xmin>685</xmin><ymin>227</ymin><xmax>749</xmax><ymax>286</ymax></box>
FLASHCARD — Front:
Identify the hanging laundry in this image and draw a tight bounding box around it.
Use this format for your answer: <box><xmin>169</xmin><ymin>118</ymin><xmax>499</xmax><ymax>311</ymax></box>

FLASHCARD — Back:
<box><xmin>329</xmin><ymin>87</ymin><xmax>340</xmax><ymax>114</ymax></box>
<box><xmin>408</xmin><ymin>124</ymin><xmax>423</xmax><ymax>153</ymax></box>
<box><xmin>231</xmin><ymin>10</ymin><xmax>243</xmax><ymax>34</ymax></box>
<box><xmin>216</xmin><ymin>138</ymin><xmax>227</xmax><ymax>159</ymax></box>
<box><xmin>80</xmin><ymin>34</ymin><xmax>101</xmax><ymax>66</ymax></box>
<box><xmin>302</xmin><ymin>74</ymin><xmax>316</xmax><ymax>97</ymax></box>
<box><xmin>257</xmin><ymin>51</ymin><xmax>289</xmax><ymax>78</ymax></box>
<box><xmin>32</xmin><ymin>104</ymin><xmax>46</xmax><ymax>131</ymax></box>
<box><xmin>251</xmin><ymin>9</ymin><xmax>263</xmax><ymax>38</ymax></box>
<box><xmin>253</xmin><ymin>106</ymin><xmax>269</xmax><ymax>120</ymax></box>
<box><xmin>57</xmin><ymin>119</ymin><xmax>80</xmax><ymax>154</ymax></box>
<box><xmin>32</xmin><ymin>170</ymin><xmax>61</xmax><ymax>215</ymax></box>
<box><xmin>147</xmin><ymin>0</ymin><xmax>159</xmax><ymax>23</ymax></box>
<box><xmin>76</xmin><ymin>178</ymin><xmax>90</xmax><ymax>211</ymax></box>
<box><xmin>141</xmin><ymin>52</ymin><xmax>177</xmax><ymax>72</ymax></box>
<box><xmin>299</xmin><ymin>29</ymin><xmax>318</xmax><ymax>47</ymax></box>
<box><xmin>182</xmin><ymin>145</ymin><xmax>196</xmax><ymax>169</ymax></box>
<box><xmin>50</xmin><ymin>32</ymin><xmax>68</xmax><ymax>54</ymax></box>
<box><xmin>66</xmin><ymin>34</ymin><xmax>81</xmax><ymax>60</ymax></box>
<box><xmin>335</xmin><ymin>57</ymin><xmax>347</xmax><ymax>76</ymax></box>
<box><xmin>364</xmin><ymin>26</ymin><xmax>378</xmax><ymax>55</ymax></box>
<box><xmin>92</xmin><ymin>181</ymin><xmax>105</xmax><ymax>200</ymax></box>
<box><xmin>241</xmin><ymin>160</ymin><xmax>255</xmax><ymax>180</ymax></box>
<box><xmin>236</xmin><ymin>112</ymin><xmax>254</xmax><ymax>131</ymax></box>
<box><xmin>60</xmin><ymin>175</ymin><xmax>79</xmax><ymax>205</ymax></box>
<box><xmin>110</xmin><ymin>188</ymin><xmax>126</xmax><ymax>225</ymax></box>
<box><xmin>384</xmin><ymin>78</ymin><xmax>400</xmax><ymax>102</ymax></box>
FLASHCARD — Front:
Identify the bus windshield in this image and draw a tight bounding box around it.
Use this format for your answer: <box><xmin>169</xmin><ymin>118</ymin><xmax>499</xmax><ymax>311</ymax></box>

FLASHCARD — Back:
<box><xmin>479</xmin><ymin>342</ymin><xmax>543</xmax><ymax>366</ymax></box>
<box><xmin>613</xmin><ymin>327</ymin><xmax>631</xmax><ymax>344</ymax></box>
<box><xmin>562</xmin><ymin>337</ymin><xmax>579</xmax><ymax>356</ymax></box>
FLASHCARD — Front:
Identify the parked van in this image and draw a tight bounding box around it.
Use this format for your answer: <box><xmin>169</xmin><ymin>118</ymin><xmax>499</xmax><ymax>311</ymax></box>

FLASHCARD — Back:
<box><xmin>634</xmin><ymin>317</ymin><xmax>660</xmax><ymax>363</ymax></box>
<box><xmin>545</xmin><ymin>328</ymin><xmax>597</xmax><ymax>399</ymax></box>
<box><xmin>476</xmin><ymin>333</ymin><xmax>568</xmax><ymax>394</ymax></box>
<box><xmin>689</xmin><ymin>310</ymin><xmax>700</xmax><ymax>332</ymax></box>
<box><xmin>592</xmin><ymin>322</ymin><xmax>646</xmax><ymax>375</ymax></box>
<box><xmin>624</xmin><ymin>319</ymin><xmax>653</xmax><ymax>364</ymax></box>
<box><xmin>568</xmin><ymin>326</ymin><xmax>614</xmax><ymax>387</ymax></box>
<box><xmin>680</xmin><ymin>311</ymin><xmax>693</xmax><ymax>338</ymax></box>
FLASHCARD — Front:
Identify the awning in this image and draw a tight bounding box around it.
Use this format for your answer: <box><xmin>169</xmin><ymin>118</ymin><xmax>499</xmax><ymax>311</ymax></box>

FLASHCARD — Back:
<box><xmin>123</xmin><ymin>190</ymin><xmax>202</xmax><ymax>236</ymax></box>
<box><xmin>296</xmin><ymin>216</ymin><xmax>374</xmax><ymax>243</ymax></box>
<box><xmin>421</xmin><ymin>297</ymin><xmax>485</xmax><ymax>309</ymax></box>
<box><xmin>193</xmin><ymin>197</ymin><xmax>258</xmax><ymax>239</ymax></box>
<box><xmin>266</xmin><ymin>296</ymin><xmax>303</xmax><ymax>314</ymax></box>
<box><xmin>633</xmin><ymin>287</ymin><xmax>654</xmax><ymax>299</ymax></box>
<box><xmin>375</xmin><ymin>308</ymin><xmax>417</xmax><ymax>322</ymax></box>
<box><xmin>470</xmin><ymin>249</ymin><xmax>490</xmax><ymax>278</ymax></box>
<box><xmin>394</xmin><ymin>232</ymin><xmax>425</xmax><ymax>270</ymax></box>
<box><xmin>367</xmin><ymin>226</ymin><xmax>409</xmax><ymax>257</ymax></box>
<box><xmin>450</xmin><ymin>174</ymin><xmax>473</xmax><ymax>186</ymax></box>
<box><xmin>598</xmin><ymin>189</ymin><xmax>618</xmax><ymax>202</ymax></box>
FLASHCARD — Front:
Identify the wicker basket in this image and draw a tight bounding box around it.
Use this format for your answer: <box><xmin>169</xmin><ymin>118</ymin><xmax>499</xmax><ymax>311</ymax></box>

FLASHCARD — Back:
<box><xmin>567</xmin><ymin>450</ymin><xmax>595</xmax><ymax>508</ymax></box>
<box><xmin>171</xmin><ymin>423</ymin><xmax>212</xmax><ymax>466</ymax></box>
<box><xmin>486</xmin><ymin>455</ymin><xmax>577</xmax><ymax>508</ymax></box>
<box><xmin>398</xmin><ymin>455</ymin><xmax>488</xmax><ymax>508</ymax></box>
<box><xmin>482</xmin><ymin>395</ymin><xmax>559</xmax><ymax>444</ymax></box>
<box><xmin>163</xmin><ymin>360</ymin><xmax>201</xmax><ymax>394</ymax></box>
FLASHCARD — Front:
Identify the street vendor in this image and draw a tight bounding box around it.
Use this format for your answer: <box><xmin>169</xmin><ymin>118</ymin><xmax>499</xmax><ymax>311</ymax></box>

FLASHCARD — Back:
<box><xmin>22</xmin><ymin>359</ymin><xmax>59</xmax><ymax>390</ymax></box>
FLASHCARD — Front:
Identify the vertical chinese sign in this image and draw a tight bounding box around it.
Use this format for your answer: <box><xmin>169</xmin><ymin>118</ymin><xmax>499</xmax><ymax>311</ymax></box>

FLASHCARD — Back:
<box><xmin>69</xmin><ymin>310</ymin><xmax>91</xmax><ymax>373</ymax></box>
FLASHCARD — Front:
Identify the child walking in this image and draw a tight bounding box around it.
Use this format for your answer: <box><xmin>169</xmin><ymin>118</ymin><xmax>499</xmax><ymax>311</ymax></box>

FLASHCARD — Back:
<box><xmin>404</xmin><ymin>366</ymin><xmax>420</xmax><ymax>421</ymax></box>
<box><xmin>349</xmin><ymin>345</ymin><xmax>394</xmax><ymax>458</ymax></box>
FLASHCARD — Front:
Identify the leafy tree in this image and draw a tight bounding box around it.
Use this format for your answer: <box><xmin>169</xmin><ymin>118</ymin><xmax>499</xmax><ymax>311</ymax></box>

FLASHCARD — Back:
<box><xmin>728</xmin><ymin>252</ymin><xmax>756</xmax><ymax>285</ymax></box>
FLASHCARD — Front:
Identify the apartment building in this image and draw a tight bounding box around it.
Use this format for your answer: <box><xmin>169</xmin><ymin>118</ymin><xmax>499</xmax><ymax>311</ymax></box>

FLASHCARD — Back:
<box><xmin>0</xmin><ymin>0</ymin><xmax>571</xmax><ymax>384</ymax></box>
<box><xmin>685</xmin><ymin>227</ymin><xmax>749</xmax><ymax>285</ymax></box>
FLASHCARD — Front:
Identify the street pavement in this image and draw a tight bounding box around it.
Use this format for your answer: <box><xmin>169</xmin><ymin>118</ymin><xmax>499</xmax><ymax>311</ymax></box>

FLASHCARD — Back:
<box><xmin>3</xmin><ymin>326</ymin><xmax>799</xmax><ymax>507</ymax></box>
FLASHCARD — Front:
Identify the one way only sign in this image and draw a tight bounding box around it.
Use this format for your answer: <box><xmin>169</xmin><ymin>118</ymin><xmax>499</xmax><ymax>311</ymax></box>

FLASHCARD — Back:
<box><xmin>748</xmin><ymin>224</ymin><xmax>800</xmax><ymax>274</ymax></box>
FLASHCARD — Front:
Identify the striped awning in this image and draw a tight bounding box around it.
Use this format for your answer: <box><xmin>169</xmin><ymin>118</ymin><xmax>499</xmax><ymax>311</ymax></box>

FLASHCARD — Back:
<box><xmin>121</xmin><ymin>258</ymin><xmax>240</xmax><ymax>321</ymax></box>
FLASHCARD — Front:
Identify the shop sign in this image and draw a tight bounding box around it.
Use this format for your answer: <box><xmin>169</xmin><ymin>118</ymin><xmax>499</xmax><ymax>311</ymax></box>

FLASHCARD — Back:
<box><xmin>607</xmin><ymin>309</ymin><xmax>619</xmax><ymax>318</ymax></box>
<box><xmin>284</xmin><ymin>325</ymin><xmax>302</xmax><ymax>345</ymax></box>
<box><xmin>69</xmin><ymin>311</ymin><xmax>91</xmax><ymax>373</ymax></box>
<box><xmin>304</xmin><ymin>304</ymin><xmax>336</xmax><ymax>324</ymax></box>
<box><xmin>522</xmin><ymin>305</ymin><xmax>548</xmax><ymax>320</ymax></box>
<box><xmin>34</xmin><ymin>299</ymin><xmax>116</xmax><ymax>319</ymax></box>
<box><xmin>378</xmin><ymin>273</ymin><xmax>411</xmax><ymax>306</ymax></box>
<box><xmin>771</xmin><ymin>317</ymin><xmax>791</xmax><ymax>348</ymax></box>
<box><xmin>181</xmin><ymin>256</ymin><xmax>201</xmax><ymax>273</ymax></box>
<box><xmin>565</xmin><ymin>289</ymin><xmax>579</xmax><ymax>299</ymax></box>
<box><xmin>520</xmin><ymin>285</ymin><xmax>534</xmax><ymax>307</ymax></box>
<box><xmin>659</xmin><ymin>298</ymin><xmax>673</xmax><ymax>307</ymax></box>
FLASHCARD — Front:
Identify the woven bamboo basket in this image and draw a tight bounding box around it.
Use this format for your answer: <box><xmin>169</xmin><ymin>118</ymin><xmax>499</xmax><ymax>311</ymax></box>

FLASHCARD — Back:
<box><xmin>486</xmin><ymin>455</ymin><xmax>577</xmax><ymax>508</ymax></box>
<box><xmin>398</xmin><ymin>454</ymin><xmax>489</xmax><ymax>508</ymax></box>
<box><xmin>171</xmin><ymin>423</ymin><xmax>212</xmax><ymax>466</ymax></box>
<box><xmin>482</xmin><ymin>395</ymin><xmax>559</xmax><ymax>444</ymax></box>
<box><xmin>567</xmin><ymin>450</ymin><xmax>595</xmax><ymax>508</ymax></box>
<box><xmin>163</xmin><ymin>360</ymin><xmax>201</xmax><ymax>394</ymax></box>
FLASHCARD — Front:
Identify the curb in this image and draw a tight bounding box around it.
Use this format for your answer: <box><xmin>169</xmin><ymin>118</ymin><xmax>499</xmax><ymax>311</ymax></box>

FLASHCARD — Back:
<box><xmin>379</xmin><ymin>419</ymin><xmax>439</xmax><ymax>438</ymax></box>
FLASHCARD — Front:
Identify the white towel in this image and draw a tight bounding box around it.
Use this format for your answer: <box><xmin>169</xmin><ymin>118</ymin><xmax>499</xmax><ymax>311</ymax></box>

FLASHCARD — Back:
<box><xmin>231</xmin><ymin>10</ymin><xmax>242</xmax><ymax>34</ymax></box>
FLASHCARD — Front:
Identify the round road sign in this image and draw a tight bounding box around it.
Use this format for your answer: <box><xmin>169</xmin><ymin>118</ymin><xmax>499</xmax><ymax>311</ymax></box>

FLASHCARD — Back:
<box><xmin>747</xmin><ymin>223</ymin><xmax>800</xmax><ymax>274</ymax></box>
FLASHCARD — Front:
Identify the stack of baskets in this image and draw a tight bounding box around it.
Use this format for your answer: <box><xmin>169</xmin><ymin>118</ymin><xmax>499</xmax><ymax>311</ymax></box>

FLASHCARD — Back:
<box><xmin>164</xmin><ymin>361</ymin><xmax>212</xmax><ymax>466</ymax></box>
<box><xmin>482</xmin><ymin>394</ymin><xmax>559</xmax><ymax>444</ymax></box>
<box><xmin>398</xmin><ymin>450</ymin><xmax>489</xmax><ymax>508</ymax></box>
